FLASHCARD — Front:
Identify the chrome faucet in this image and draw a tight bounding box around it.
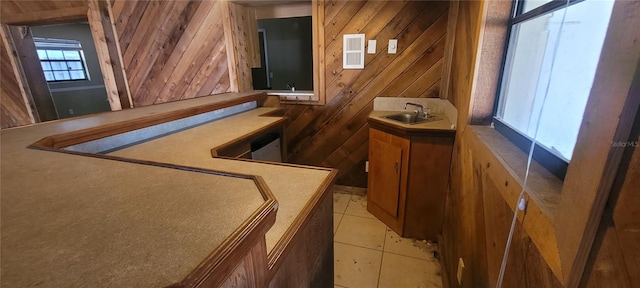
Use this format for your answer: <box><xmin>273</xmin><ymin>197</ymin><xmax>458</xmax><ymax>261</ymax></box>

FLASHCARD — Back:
<box><xmin>404</xmin><ymin>102</ymin><xmax>427</xmax><ymax>118</ymax></box>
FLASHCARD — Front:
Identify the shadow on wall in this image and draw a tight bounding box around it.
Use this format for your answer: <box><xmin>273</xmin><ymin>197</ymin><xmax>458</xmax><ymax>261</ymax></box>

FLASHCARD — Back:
<box><xmin>31</xmin><ymin>23</ymin><xmax>111</xmax><ymax>119</ymax></box>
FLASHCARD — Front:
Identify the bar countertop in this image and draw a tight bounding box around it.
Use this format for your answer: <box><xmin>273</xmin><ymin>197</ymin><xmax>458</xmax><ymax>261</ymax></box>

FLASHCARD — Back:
<box><xmin>0</xmin><ymin>92</ymin><xmax>336</xmax><ymax>287</ymax></box>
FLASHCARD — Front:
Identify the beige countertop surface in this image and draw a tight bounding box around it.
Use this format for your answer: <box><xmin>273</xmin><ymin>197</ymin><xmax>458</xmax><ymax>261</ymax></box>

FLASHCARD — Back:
<box><xmin>368</xmin><ymin>110</ymin><xmax>456</xmax><ymax>132</ymax></box>
<box><xmin>109</xmin><ymin>107</ymin><xmax>333</xmax><ymax>252</ymax></box>
<box><xmin>0</xmin><ymin>93</ymin><xmax>335</xmax><ymax>287</ymax></box>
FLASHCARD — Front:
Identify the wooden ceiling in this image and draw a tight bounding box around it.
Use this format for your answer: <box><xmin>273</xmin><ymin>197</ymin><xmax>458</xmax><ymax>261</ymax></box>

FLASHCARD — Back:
<box><xmin>0</xmin><ymin>1</ymin><xmax>88</xmax><ymax>25</ymax></box>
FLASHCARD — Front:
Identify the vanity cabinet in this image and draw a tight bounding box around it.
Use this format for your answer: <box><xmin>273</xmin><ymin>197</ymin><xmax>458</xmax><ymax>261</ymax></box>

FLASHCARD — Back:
<box><xmin>367</xmin><ymin>124</ymin><xmax>454</xmax><ymax>241</ymax></box>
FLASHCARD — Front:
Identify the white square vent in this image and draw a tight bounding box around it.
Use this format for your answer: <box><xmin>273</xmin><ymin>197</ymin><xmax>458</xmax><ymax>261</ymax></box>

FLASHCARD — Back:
<box><xmin>343</xmin><ymin>34</ymin><xmax>365</xmax><ymax>69</ymax></box>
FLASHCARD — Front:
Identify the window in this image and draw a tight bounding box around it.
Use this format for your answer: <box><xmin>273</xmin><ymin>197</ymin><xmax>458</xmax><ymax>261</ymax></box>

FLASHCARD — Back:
<box><xmin>494</xmin><ymin>0</ymin><xmax>615</xmax><ymax>179</ymax></box>
<box><xmin>34</xmin><ymin>38</ymin><xmax>89</xmax><ymax>82</ymax></box>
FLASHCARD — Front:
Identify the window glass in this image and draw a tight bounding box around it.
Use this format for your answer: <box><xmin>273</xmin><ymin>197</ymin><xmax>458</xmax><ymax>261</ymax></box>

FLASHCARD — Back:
<box><xmin>40</xmin><ymin>62</ymin><xmax>51</xmax><ymax>71</ymax></box>
<box><xmin>37</xmin><ymin>49</ymin><xmax>48</xmax><ymax>59</ymax></box>
<box><xmin>67</xmin><ymin>62</ymin><xmax>83</xmax><ymax>70</ymax></box>
<box><xmin>63</xmin><ymin>50</ymin><xmax>81</xmax><ymax>60</ymax></box>
<box><xmin>70</xmin><ymin>71</ymin><xmax>86</xmax><ymax>80</ymax></box>
<box><xmin>34</xmin><ymin>38</ymin><xmax>89</xmax><ymax>82</ymax></box>
<box><xmin>53</xmin><ymin>71</ymin><xmax>70</xmax><ymax>81</ymax></box>
<box><xmin>496</xmin><ymin>0</ymin><xmax>614</xmax><ymax>161</ymax></box>
<box><xmin>47</xmin><ymin>50</ymin><xmax>64</xmax><ymax>60</ymax></box>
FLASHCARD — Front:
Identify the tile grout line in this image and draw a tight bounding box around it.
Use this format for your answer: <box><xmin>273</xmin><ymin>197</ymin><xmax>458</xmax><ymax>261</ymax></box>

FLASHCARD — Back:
<box><xmin>376</xmin><ymin>227</ymin><xmax>388</xmax><ymax>288</ymax></box>
<box><xmin>333</xmin><ymin>240</ymin><xmax>385</xmax><ymax>252</ymax></box>
<box><xmin>383</xmin><ymin>249</ymin><xmax>439</xmax><ymax>262</ymax></box>
<box><xmin>342</xmin><ymin>213</ymin><xmax>379</xmax><ymax>220</ymax></box>
<box><xmin>334</xmin><ymin>212</ymin><xmax>345</xmax><ymax>236</ymax></box>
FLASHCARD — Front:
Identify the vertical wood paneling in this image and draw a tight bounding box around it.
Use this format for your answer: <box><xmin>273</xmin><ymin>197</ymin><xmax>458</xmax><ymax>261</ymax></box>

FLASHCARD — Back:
<box><xmin>283</xmin><ymin>0</ymin><xmax>450</xmax><ymax>187</ymax></box>
<box><xmin>223</xmin><ymin>1</ymin><xmax>260</xmax><ymax>92</ymax></box>
<box><xmin>87</xmin><ymin>0</ymin><xmax>127</xmax><ymax>111</ymax></box>
<box><xmin>482</xmin><ymin>171</ymin><xmax>561</xmax><ymax>288</ymax></box>
<box><xmin>440</xmin><ymin>0</ymin><xmax>492</xmax><ymax>287</ymax></box>
<box><xmin>113</xmin><ymin>0</ymin><xmax>231</xmax><ymax>107</ymax></box>
<box><xmin>1</xmin><ymin>38</ymin><xmax>33</xmax><ymax>128</ymax></box>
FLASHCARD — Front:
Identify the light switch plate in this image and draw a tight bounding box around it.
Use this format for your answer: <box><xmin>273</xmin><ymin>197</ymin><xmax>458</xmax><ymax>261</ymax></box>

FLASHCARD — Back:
<box><xmin>388</xmin><ymin>39</ymin><xmax>397</xmax><ymax>54</ymax></box>
<box><xmin>367</xmin><ymin>40</ymin><xmax>376</xmax><ymax>54</ymax></box>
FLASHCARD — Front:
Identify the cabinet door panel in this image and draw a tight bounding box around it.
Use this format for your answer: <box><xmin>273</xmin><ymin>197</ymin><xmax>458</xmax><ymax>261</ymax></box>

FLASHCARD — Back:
<box><xmin>369</xmin><ymin>138</ymin><xmax>403</xmax><ymax>217</ymax></box>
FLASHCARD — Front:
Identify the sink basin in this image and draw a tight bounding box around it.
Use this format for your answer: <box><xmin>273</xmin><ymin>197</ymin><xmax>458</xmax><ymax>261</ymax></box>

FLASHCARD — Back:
<box><xmin>383</xmin><ymin>113</ymin><xmax>441</xmax><ymax>125</ymax></box>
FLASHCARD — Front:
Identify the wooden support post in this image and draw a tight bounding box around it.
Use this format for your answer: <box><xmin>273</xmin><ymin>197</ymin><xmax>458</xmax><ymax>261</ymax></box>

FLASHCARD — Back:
<box><xmin>87</xmin><ymin>0</ymin><xmax>130</xmax><ymax>111</ymax></box>
<box><xmin>6</xmin><ymin>25</ymin><xmax>57</xmax><ymax>121</ymax></box>
<box><xmin>222</xmin><ymin>0</ymin><xmax>240</xmax><ymax>93</ymax></box>
<box><xmin>0</xmin><ymin>26</ymin><xmax>37</xmax><ymax>126</ymax></box>
<box><xmin>312</xmin><ymin>0</ymin><xmax>326</xmax><ymax>105</ymax></box>
<box><xmin>439</xmin><ymin>0</ymin><xmax>458</xmax><ymax>101</ymax></box>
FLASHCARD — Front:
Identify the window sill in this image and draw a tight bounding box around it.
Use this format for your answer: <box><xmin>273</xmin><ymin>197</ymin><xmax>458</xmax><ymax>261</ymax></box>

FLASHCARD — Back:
<box><xmin>470</xmin><ymin>125</ymin><xmax>563</xmax><ymax>218</ymax></box>
<box><xmin>263</xmin><ymin>90</ymin><xmax>323</xmax><ymax>105</ymax></box>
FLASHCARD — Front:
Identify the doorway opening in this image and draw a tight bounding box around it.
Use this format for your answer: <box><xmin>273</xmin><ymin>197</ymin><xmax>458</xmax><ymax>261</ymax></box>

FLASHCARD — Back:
<box><xmin>251</xmin><ymin>16</ymin><xmax>313</xmax><ymax>91</ymax></box>
<box><xmin>30</xmin><ymin>22</ymin><xmax>111</xmax><ymax>119</ymax></box>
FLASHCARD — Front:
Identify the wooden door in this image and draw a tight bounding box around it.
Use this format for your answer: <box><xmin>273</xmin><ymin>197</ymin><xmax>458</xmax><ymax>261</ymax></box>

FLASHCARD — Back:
<box><xmin>367</xmin><ymin>128</ymin><xmax>410</xmax><ymax>232</ymax></box>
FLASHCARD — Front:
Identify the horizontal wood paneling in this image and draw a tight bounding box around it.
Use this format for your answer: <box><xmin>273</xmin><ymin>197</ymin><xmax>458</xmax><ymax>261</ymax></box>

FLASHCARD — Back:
<box><xmin>283</xmin><ymin>0</ymin><xmax>450</xmax><ymax>187</ymax></box>
<box><xmin>1</xmin><ymin>37</ymin><xmax>32</xmax><ymax>128</ymax></box>
<box><xmin>113</xmin><ymin>0</ymin><xmax>231</xmax><ymax>107</ymax></box>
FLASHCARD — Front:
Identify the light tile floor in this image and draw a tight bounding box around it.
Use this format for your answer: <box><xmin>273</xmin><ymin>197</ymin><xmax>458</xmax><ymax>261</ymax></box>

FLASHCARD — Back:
<box><xmin>333</xmin><ymin>192</ymin><xmax>444</xmax><ymax>288</ymax></box>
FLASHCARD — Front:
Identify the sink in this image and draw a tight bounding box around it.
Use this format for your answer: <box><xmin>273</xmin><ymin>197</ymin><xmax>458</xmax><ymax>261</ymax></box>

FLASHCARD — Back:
<box><xmin>383</xmin><ymin>113</ymin><xmax>441</xmax><ymax>125</ymax></box>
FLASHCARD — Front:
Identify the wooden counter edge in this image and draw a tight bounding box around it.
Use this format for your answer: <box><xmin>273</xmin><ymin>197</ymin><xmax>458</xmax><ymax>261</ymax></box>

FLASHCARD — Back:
<box><xmin>32</xmin><ymin>92</ymin><xmax>268</xmax><ymax>149</ymax></box>
<box><xmin>266</xmin><ymin>168</ymin><xmax>339</xmax><ymax>277</ymax></box>
<box><xmin>182</xmin><ymin>176</ymin><xmax>278</xmax><ymax>288</ymax></box>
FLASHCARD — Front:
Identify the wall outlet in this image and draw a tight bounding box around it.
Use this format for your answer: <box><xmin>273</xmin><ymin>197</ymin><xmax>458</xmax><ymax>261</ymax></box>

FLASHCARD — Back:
<box><xmin>68</xmin><ymin>109</ymin><xmax>74</xmax><ymax>115</ymax></box>
<box><xmin>457</xmin><ymin>258</ymin><xmax>465</xmax><ymax>286</ymax></box>
<box><xmin>365</xmin><ymin>161</ymin><xmax>369</xmax><ymax>172</ymax></box>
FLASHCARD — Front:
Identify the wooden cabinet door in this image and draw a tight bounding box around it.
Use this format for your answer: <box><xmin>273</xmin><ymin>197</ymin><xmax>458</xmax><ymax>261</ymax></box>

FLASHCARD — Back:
<box><xmin>369</xmin><ymin>137</ymin><xmax>403</xmax><ymax>217</ymax></box>
<box><xmin>367</xmin><ymin>128</ymin><xmax>410</xmax><ymax>233</ymax></box>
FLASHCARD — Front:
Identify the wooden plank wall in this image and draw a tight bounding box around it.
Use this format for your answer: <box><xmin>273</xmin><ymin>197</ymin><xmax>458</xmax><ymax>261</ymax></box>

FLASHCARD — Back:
<box><xmin>440</xmin><ymin>0</ymin><xmax>640</xmax><ymax>287</ymax></box>
<box><xmin>1</xmin><ymin>38</ymin><xmax>33</xmax><ymax>129</ymax></box>
<box><xmin>439</xmin><ymin>1</ymin><xmax>566</xmax><ymax>286</ymax></box>
<box><xmin>112</xmin><ymin>0</ymin><xmax>231</xmax><ymax>107</ymax></box>
<box><xmin>283</xmin><ymin>0</ymin><xmax>450</xmax><ymax>187</ymax></box>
